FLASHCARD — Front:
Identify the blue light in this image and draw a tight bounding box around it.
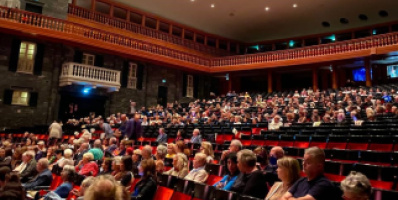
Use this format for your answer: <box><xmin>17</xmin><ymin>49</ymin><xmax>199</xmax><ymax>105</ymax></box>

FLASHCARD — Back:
<box><xmin>326</xmin><ymin>34</ymin><xmax>336</xmax><ymax>42</ymax></box>
<box><xmin>162</xmin><ymin>79</ymin><xmax>166</xmax><ymax>83</ymax></box>
<box><xmin>372</xmin><ymin>29</ymin><xmax>377</xmax><ymax>35</ymax></box>
<box><xmin>83</xmin><ymin>88</ymin><xmax>90</xmax><ymax>94</ymax></box>
<box><xmin>289</xmin><ymin>40</ymin><xmax>295</xmax><ymax>47</ymax></box>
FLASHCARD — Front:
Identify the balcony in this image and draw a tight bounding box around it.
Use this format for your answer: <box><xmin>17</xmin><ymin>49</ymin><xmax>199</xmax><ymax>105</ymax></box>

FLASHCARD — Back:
<box><xmin>59</xmin><ymin>62</ymin><xmax>121</xmax><ymax>92</ymax></box>
<box><xmin>0</xmin><ymin>6</ymin><xmax>398</xmax><ymax>73</ymax></box>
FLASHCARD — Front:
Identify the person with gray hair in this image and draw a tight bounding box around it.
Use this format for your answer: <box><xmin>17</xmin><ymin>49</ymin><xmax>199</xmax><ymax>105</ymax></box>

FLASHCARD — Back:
<box><xmin>75</xmin><ymin>152</ymin><xmax>98</xmax><ymax>177</ymax></box>
<box><xmin>220</xmin><ymin>139</ymin><xmax>242</xmax><ymax>164</ymax></box>
<box><xmin>184</xmin><ymin>153</ymin><xmax>208</xmax><ymax>183</ymax></box>
<box><xmin>156</xmin><ymin>128</ymin><xmax>168</xmax><ymax>144</ymax></box>
<box><xmin>163</xmin><ymin>153</ymin><xmax>189</xmax><ymax>179</ymax></box>
<box><xmin>19</xmin><ymin>150</ymin><xmax>37</xmax><ymax>183</ymax></box>
<box><xmin>231</xmin><ymin>149</ymin><xmax>268</xmax><ymax>199</ymax></box>
<box><xmin>341</xmin><ymin>171</ymin><xmax>372</xmax><ymax>200</ymax></box>
<box><xmin>190</xmin><ymin>129</ymin><xmax>202</xmax><ymax>144</ymax></box>
<box><xmin>71</xmin><ymin>176</ymin><xmax>95</xmax><ymax>200</ymax></box>
<box><xmin>88</xmin><ymin>139</ymin><xmax>104</xmax><ymax>161</ymax></box>
<box><xmin>42</xmin><ymin>165</ymin><xmax>76</xmax><ymax>199</ymax></box>
<box><xmin>141</xmin><ymin>145</ymin><xmax>153</xmax><ymax>160</ymax></box>
<box><xmin>23</xmin><ymin>158</ymin><xmax>52</xmax><ymax>190</ymax></box>
<box><xmin>281</xmin><ymin>147</ymin><xmax>339</xmax><ymax>200</ymax></box>
<box><xmin>156</xmin><ymin>144</ymin><xmax>167</xmax><ymax>161</ymax></box>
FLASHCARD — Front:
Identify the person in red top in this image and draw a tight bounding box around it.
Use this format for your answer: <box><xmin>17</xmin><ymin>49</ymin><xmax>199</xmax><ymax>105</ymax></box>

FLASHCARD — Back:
<box><xmin>75</xmin><ymin>152</ymin><xmax>98</xmax><ymax>177</ymax></box>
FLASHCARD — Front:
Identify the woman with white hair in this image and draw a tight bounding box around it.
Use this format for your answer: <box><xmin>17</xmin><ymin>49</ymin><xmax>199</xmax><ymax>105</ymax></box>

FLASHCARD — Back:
<box><xmin>75</xmin><ymin>153</ymin><xmax>98</xmax><ymax>176</ymax></box>
<box><xmin>268</xmin><ymin>115</ymin><xmax>283</xmax><ymax>130</ymax></box>
<box><xmin>58</xmin><ymin>149</ymin><xmax>73</xmax><ymax>168</ymax></box>
<box><xmin>163</xmin><ymin>153</ymin><xmax>189</xmax><ymax>178</ymax></box>
<box><xmin>341</xmin><ymin>171</ymin><xmax>372</xmax><ymax>200</ymax></box>
<box><xmin>184</xmin><ymin>153</ymin><xmax>208</xmax><ymax>183</ymax></box>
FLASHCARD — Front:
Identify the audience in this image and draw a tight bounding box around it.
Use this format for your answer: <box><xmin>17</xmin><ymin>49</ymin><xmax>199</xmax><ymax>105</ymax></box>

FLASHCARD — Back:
<box><xmin>118</xmin><ymin>156</ymin><xmax>134</xmax><ymax>187</ymax></box>
<box><xmin>265</xmin><ymin>157</ymin><xmax>301</xmax><ymax>200</ymax></box>
<box><xmin>163</xmin><ymin>153</ymin><xmax>189</xmax><ymax>178</ymax></box>
<box><xmin>156</xmin><ymin>128</ymin><xmax>168</xmax><ymax>144</ymax></box>
<box><xmin>0</xmin><ymin>148</ymin><xmax>11</xmax><ymax>170</ymax></box>
<box><xmin>190</xmin><ymin>129</ymin><xmax>202</xmax><ymax>144</ymax></box>
<box><xmin>220</xmin><ymin>139</ymin><xmax>242</xmax><ymax>164</ymax></box>
<box><xmin>75</xmin><ymin>153</ymin><xmax>98</xmax><ymax>177</ymax></box>
<box><xmin>19</xmin><ymin>150</ymin><xmax>37</xmax><ymax>183</ymax></box>
<box><xmin>184</xmin><ymin>153</ymin><xmax>208</xmax><ymax>183</ymax></box>
<box><xmin>131</xmin><ymin>149</ymin><xmax>141</xmax><ymax>176</ymax></box>
<box><xmin>99</xmin><ymin>158</ymin><xmax>113</xmax><ymax>175</ymax></box>
<box><xmin>340</xmin><ymin>171</ymin><xmax>372</xmax><ymax>200</ymax></box>
<box><xmin>23</xmin><ymin>158</ymin><xmax>52</xmax><ymax>190</ymax></box>
<box><xmin>282</xmin><ymin>147</ymin><xmax>339</xmax><ymax>200</ymax></box>
<box><xmin>84</xmin><ymin>175</ymin><xmax>128</xmax><ymax>200</ymax></box>
<box><xmin>213</xmin><ymin>152</ymin><xmax>239</xmax><ymax>191</ymax></box>
<box><xmin>200</xmin><ymin>141</ymin><xmax>214</xmax><ymax>164</ymax></box>
<box><xmin>71</xmin><ymin>176</ymin><xmax>95</xmax><ymax>200</ymax></box>
<box><xmin>131</xmin><ymin>159</ymin><xmax>157</xmax><ymax>200</ymax></box>
<box><xmin>41</xmin><ymin>164</ymin><xmax>75</xmax><ymax>199</ymax></box>
<box><xmin>231</xmin><ymin>149</ymin><xmax>268</xmax><ymax>199</ymax></box>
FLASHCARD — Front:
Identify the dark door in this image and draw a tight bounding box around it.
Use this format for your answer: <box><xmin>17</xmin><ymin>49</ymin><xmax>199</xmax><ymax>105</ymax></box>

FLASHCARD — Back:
<box><xmin>58</xmin><ymin>92</ymin><xmax>106</xmax><ymax>122</ymax></box>
<box><xmin>157</xmin><ymin>86</ymin><xmax>168</xmax><ymax>107</ymax></box>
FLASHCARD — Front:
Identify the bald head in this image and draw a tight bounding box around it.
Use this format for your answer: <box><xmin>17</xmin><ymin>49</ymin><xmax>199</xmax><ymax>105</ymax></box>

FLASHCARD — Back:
<box><xmin>81</xmin><ymin>143</ymin><xmax>89</xmax><ymax>150</ymax></box>
<box><xmin>270</xmin><ymin>146</ymin><xmax>284</xmax><ymax>159</ymax></box>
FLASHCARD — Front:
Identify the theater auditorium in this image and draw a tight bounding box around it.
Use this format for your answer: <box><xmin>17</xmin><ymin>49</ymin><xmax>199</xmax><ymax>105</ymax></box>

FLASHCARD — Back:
<box><xmin>0</xmin><ymin>0</ymin><xmax>398</xmax><ymax>199</ymax></box>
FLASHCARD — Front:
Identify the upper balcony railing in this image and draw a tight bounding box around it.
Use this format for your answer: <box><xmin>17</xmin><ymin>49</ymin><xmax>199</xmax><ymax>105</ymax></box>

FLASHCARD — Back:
<box><xmin>211</xmin><ymin>32</ymin><xmax>398</xmax><ymax>67</ymax></box>
<box><xmin>1</xmin><ymin>6</ymin><xmax>398</xmax><ymax>71</ymax></box>
<box><xmin>0</xmin><ymin>6</ymin><xmax>211</xmax><ymax>67</ymax></box>
<box><xmin>68</xmin><ymin>5</ymin><xmax>233</xmax><ymax>57</ymax></box>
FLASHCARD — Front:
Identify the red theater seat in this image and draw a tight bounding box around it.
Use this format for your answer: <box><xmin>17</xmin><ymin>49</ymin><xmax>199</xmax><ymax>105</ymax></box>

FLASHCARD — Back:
<box><xmin>152</xmin><ymin>186</ymin><xmax>174</xmax><ymax>200</ymax></box>
<box><xmin>206</xmin><ymin>175</ymin><xmax>222</xmax><ymax>186</ymax></box>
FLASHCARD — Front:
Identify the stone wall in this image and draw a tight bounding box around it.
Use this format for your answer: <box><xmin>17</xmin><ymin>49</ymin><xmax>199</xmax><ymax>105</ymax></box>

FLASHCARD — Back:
<box><xmin>20</xmin><ymin>0</ymin><xmax>69</xmax><ymax>19</ymax></box>
<box><xmin>0</xmin><ymin>33</ymin><xmax>64</xmax><ymax>129</ymax></box>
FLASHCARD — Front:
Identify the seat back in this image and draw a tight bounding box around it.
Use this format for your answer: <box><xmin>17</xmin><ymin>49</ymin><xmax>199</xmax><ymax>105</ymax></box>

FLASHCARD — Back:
<box><xmin>152</xmin><ymin>186</ymin><xmax>174</xmax><ymax>200</ymax></box>
<box><xmin>206</xmin><ymin>175</ymin><xmax>223</xmax><ymax>186</ymax></box>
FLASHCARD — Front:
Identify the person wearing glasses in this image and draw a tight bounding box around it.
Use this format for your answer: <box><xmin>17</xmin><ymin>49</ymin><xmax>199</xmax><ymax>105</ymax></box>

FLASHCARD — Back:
<box><xmin>340</xmin><ymin>171</ymin><xmax>372</xmax><ymax>200</ymax></box>
<box><xmin>281</xmin><ymin>147</ymin><xmax>340</xmax><ymax>200</ymax></box>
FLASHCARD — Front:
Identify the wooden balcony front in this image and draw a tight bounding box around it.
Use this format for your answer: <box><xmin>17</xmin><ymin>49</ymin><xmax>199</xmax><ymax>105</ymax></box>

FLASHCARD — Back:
<box><xmin>68</xmin><ymin>5</ymin><xmax>233</xmax><ymax>57</ymax></box>
<box><xmin>0</xmin><ymin>6</ymin><xmax>398</xmax><ymax>74</ymax></box>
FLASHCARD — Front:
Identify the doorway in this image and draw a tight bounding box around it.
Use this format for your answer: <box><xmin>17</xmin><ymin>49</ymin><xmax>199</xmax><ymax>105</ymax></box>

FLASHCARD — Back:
<box><xmin>157</xmin><ymin>86</ymin><xmax>168</xmax><ymax>107</ymax></box>
<box><xmin>58</xmin><ymin>92</ymin><xmax>106</xmax><ymax>122</ymax></box>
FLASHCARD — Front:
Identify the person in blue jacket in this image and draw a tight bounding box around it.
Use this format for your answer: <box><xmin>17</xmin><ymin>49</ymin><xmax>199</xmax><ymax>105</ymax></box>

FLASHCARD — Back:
<box><xmin>213</xmin><ymin>152</ymin><xmax>240</xmax><ymax>190</ymax></box>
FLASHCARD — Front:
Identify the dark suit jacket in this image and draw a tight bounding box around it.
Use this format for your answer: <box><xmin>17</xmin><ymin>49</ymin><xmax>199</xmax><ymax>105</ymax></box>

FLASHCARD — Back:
<box><xmin>23</xmin><ymin>169</ymin><xmax>52</xmax><ymax>190</ymax></box>
<box><xmin>20</xmin><ymin>159</ymin><xmax>37</xmax><ymax>183</ymax></box>
<box><xmin>74</xmin><ymin>149</ymin><xmax>89</xmax><ymax>165</ymax></box>
<box><xmin>124</xmin><ymin>119</ymin><xmax>135</xmax><ymax>139</ymax></box>
<box><xmin>132</xmin><ymin>177</ymin><xmax>157</xmax><ymax>200</ymax></box>
<box><xmin>127</xmin><ymin>120</ymin><xmax>142</xmax><ymax>140</ymax></box>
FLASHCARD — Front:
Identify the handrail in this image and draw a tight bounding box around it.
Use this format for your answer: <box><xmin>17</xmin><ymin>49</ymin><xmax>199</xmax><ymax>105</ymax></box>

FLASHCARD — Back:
<box><xmin>1</xmin><ymin>6</ymin><xmax>398</xmax><ymax>69</ymax></box>
<box><xmin>211</xmin><ymin>32</ymin><xmax>398</xmax><ymax>67</ymax></box>
<box><xmin>68</xmin><ymin>4</ymin><xmax>234</xmax><ymax>57</ymax></box>
<box><xmin>0</xmin><ymin>6</ymin><xmax>211</xmax><ymax>67</ymax></box>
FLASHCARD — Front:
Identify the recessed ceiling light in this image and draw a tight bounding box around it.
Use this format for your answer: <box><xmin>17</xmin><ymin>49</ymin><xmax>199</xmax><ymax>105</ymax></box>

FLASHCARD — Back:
<box><xmin>265</xmin><ymin>7</ymin><xmax>270</xmax><ymax>11</ymax></box>
<box><xmin>211</xmin><ymin>4</ymin><xmax>215</xmax><ymax>8</ymax></box>
<box><xmin>190</xmin><ymin>0</ymin><xmax>195</xmax><ymax>2</ymax></box>
<box><xmin>293</xmin><ymin>4</ymin><xmax>298</xmax><ymax>8</ymax></box>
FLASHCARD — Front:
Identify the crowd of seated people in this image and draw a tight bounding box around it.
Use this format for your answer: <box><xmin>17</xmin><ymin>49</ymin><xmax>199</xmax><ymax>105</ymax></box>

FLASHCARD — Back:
<box><xmin>2</xmin><ymin>84</ymin><xmax>398</xmax><ymax>199</ymax></box>
<box><xmin>0</xmin><ymin>124</ymin><xmax>377</xmax><ymax>200</ymax></box>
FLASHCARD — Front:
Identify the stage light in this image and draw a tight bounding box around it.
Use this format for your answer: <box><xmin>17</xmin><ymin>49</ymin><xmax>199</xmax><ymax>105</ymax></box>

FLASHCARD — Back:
<box><xmin>162</xmin><ymin>79</ymin><xmax>166</xmax><ymax>83</ymax></box>
<box><xmin>83</xmin><ymin>88</ymin><xmax>90</xmax><ymax>94</ymax></box>
<box><xmin>289</xmin><ymin>40</ymin><xmax>295</xmax><ymax>47</ymax></box>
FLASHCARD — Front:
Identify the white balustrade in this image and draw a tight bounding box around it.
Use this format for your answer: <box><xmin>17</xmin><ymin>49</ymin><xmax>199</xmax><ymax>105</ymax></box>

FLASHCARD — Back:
<box><xmin>59</xmin><ymin>62</ymin><xmax>121</xmax><ymax>91</ymax></box>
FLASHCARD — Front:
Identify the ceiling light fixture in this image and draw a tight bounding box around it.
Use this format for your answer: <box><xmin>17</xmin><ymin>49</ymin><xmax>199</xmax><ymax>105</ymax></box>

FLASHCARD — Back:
<box><xmin>191</xmin><ymin>0</ymin><xmax>195</xmax><ymax>2</ymax></box>
<box><xmin>265</xmin><ymin>7</ymin><xmax>269</xmax><ymax>11</ymax></box>
<box><xmin>293</xmin><ymin>4</ymin><xmax>297</xmax><ymax>8</ymax></box>
<box><xmin>211</xmin><ymin>4</ymin><xmax>215</xmax><ymax>8</ymax></box>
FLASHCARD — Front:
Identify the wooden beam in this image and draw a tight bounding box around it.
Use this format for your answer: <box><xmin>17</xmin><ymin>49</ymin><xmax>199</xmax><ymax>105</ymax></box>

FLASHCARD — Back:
<box><xmin>268</xmin><ymin>71</ymin><xmax>273</xmax><ymax>93</ymax></box>
<box><xmin>332</xmin><ymin>65</ymin><xmax>338</xmax><ymax>89</ymax></box>
<box><xmin>91</xmin><ymin>0</ymin><xmax>96</xmax><ymax>11</ymax></box>
<box><xmin>365</xmin><ymin>57</ymin><xmax>372</xmax><ymax>87</ymax></box>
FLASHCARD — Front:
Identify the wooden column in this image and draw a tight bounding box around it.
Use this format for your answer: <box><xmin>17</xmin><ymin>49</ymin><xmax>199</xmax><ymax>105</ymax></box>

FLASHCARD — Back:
<box><xmin>91</xmin><ymin>0</ymin><xmax>96</xmax><ymax>11</ymax></box>
<box><xmin>268</xmin><ymin>71</ymin><xmax>273</xmax><ymax>93</ymax></box>
<box><xmin>365</xmin><ymin>57</ymin><xmax>372</xmax><ymax>87</ymax></box>
<box><xmin>312</xmin><ymin>67</ymin><xmax>318</xmax><ymax>91</ymax></box>
<box><xmin>72</xmin><ymin>0</ymin><xmax>77</xmax><ymax>6</ymax></box>
<box><xmin>141</xmin><ymin>15</ymin><xmax>146</xmax><ymax>26</ymax></box>
<box><xmin>126</xmin><ymin>11</ymin><xmax>130</xmax><ymax>21</ymax></box>
<box><xmin>156</xmin><ymin>20</ymin><xmax>160</xmax><ymax>30</ymax></box>
<box><xmin>181</xmin><ymin>29</ymin><xmax>185</xmax><ymax>39</ymax></box>
<box><xmin>204</xmin><ymin>36</ymin><xmax>208</xmax><ymax>45</ymax></box>
<box><xmin>110</xmin><ymin>5</ymin><xmax>114</xmax><ymax>17</ymax></box>
<box><xmin>193</xmin><ymin>33</ymin><xmax>197</xmax><ymax>42</ymax></box>
<box><xmin>332</xmin><ymin>65</ymin><xmax>338</xmax><ymax>89</ymax></box>
<box><xmin>169</xmin><ymin>24</ymin><xmax>173</xmax><ymax>34</ymax></box>
<box><xmin>228</xmin><ymin>75</ymin><xmax>232</xmax><ymax>92</ymax></box>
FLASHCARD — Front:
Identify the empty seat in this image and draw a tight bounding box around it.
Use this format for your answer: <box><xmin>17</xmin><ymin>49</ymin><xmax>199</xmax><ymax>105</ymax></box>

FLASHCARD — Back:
<box><xmin>309</xmin><ymin>135</ymin><xmax>327</xmax><ymax>149</ymax></box>
<box><xmin>346</xmin><ymin>135</ymin><xmax>370</xmax><ymax>150</ymax></box>
<box><xmin>294</xmin><ymin>135</ymin><xmax>310</xmax><ymax>149</ymax></box>
<box><xmin>279</xmin><ymin>134</ymin><xmax>294</xmax><ymax>147</ymax></box>
<box><xmin>326</xmin><ymin>135</ymin><xmax>347</xmax><ymax>150</ymax></box>
<box><xmin>368</xmin><ymin>135</ymin><xmax>395</xmax><ymax>152</ymax></box>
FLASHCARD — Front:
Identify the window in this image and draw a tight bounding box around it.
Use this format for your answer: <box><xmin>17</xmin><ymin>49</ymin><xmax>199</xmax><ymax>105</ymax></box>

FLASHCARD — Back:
<box><xmin>17</xmin><ymin>42</ymin><xmax>36</xmax><ymax>74</ymax></box>
<box><xmin>186</xmin><ymin>75</ymin><xmax>194</xmax><ymax>97</ymax></box>
<box><xmin>12</xmin><ymin>90</ymin><xmax>30</xmax><ymax>106</ymax></box>
<box><xmin>82</xmin><ymin>53</ymin><xmax>95</xmax><ymax>65</ymax></box>
<box><xmin>128</xmin><ymin>62</ymin><xmax>137</xmax><ymax>89</ymax></box>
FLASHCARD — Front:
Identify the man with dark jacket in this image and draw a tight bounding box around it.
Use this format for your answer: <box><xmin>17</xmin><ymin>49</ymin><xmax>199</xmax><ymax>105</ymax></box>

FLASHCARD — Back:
<box><xmin>23</xmin><ymin>158</ymin><xmax>52</xmax><ymax>190</ymax></box>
